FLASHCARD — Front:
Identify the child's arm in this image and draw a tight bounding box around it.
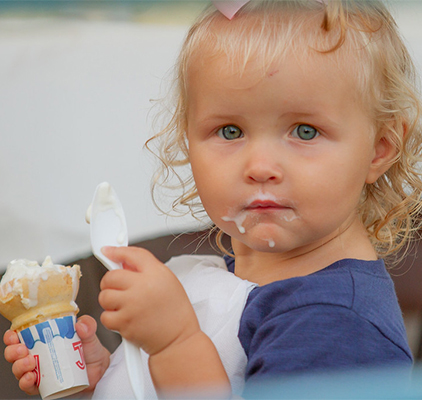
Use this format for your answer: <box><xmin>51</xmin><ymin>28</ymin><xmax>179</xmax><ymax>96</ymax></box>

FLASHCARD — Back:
<box><xmin>3</xmin><ymin>315</ymin><xmax>110</xmax><ymax>396</ymax></box>
<box><xmin>100</xmin><ymin>246</ymin><xmax>231</xmax><ymax>398</ymax></box>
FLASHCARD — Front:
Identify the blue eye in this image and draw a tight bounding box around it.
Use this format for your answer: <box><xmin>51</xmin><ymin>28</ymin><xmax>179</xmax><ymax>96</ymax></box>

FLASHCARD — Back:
<box><xmin>217</xmin><ymin>125</ymin><xmax>243</xmax><ymax>140</ymax></box>
<box><xmin>292</xmin><ymin>124</ymin><xmax>319</xmax><ymax>141</ymax></box>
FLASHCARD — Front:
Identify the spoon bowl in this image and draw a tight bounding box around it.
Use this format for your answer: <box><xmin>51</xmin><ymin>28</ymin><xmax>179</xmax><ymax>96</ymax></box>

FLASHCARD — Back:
<box><xmin>89</xmin><ymin>182</ymin><xmax>128</xmax><ymax>270</ymax></box>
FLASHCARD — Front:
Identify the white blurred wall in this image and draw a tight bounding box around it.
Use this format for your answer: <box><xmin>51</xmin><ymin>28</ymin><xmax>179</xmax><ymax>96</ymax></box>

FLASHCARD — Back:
<box><xmin>1</xmin><ymin>2</ymin><xmax>421</xmax><ymax>271</ymax></box>
<box><xmin>0</xmin><ymin>15</ymin><xmax>206</xmax><ymax>271</ymax></box>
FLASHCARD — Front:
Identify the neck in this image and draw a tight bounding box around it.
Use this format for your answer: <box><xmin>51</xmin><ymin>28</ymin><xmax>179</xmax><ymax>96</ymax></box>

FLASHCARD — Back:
<box><xmin>231</xmin><ymin>218</ymin><xmax>377</xmax><ymax>286</ymax></box>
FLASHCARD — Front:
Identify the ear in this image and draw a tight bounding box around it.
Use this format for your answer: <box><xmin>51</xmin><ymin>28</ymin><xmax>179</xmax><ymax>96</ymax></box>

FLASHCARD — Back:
<box><xmin>365</xmin><ymin>126</ymin><xmax>401</xmax><ymax>184</ymax></box>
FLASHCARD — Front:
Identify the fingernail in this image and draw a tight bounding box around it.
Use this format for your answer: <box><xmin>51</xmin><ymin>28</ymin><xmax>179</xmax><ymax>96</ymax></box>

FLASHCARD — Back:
<box><xmin>101</xmin><ymin>246</ymin><xmax>111</xmax><ymax>254</ymax></box>
<box><xmin>79</xmin><ymin>322</ymin><xmax>88</xmax><ymax>334</ymax></box>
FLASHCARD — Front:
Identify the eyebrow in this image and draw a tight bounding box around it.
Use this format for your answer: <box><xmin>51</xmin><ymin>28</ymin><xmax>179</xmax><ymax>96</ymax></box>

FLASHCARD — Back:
<box><xmin>195</xmin><ymin>114</ymin><xmax>246</xmax><ymax>125</ymax></box>
<box><xmin>198</xmin><ymin>111</ymin><xmax>336</xmax><ymax>124</ymax></box>
<box><xmin>277</xmin><ymin>110</ymin><xmax>341</xmax><ymax>127</ymax></box>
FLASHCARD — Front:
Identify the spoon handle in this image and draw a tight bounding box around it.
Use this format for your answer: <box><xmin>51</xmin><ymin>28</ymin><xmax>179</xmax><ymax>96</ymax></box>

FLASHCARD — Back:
<box><xmin>123</xmin><ymin>339</ymin><xmax>144</xmax><ymax>399</ymax></box>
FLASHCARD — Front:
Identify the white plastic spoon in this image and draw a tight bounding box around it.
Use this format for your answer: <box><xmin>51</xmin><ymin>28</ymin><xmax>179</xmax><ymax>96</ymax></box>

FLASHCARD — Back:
<box><xmin>87</xmin><ymin>181</ymin><xmax>144</xmax><ymax>400</ymax></box>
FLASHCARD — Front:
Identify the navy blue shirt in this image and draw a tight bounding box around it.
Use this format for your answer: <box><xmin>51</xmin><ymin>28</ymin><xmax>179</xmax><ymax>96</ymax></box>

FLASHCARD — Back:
<box><xmin>225</xmin><ymin>257</ymin><xmax>412</xmax><ymax>384</ymax></box>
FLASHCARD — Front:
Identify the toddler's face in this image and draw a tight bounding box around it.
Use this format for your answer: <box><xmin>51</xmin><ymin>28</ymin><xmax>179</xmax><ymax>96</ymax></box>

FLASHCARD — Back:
<box><xmin>186</xmin><ymin>44</ymin><xmax>381</xmax><ymax>256</ymax></box>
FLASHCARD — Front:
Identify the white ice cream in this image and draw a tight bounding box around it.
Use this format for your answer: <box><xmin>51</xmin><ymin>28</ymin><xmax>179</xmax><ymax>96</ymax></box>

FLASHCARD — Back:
<box><xmin>264</xmin><ymin>239</ymin><xmax>276</xmax><ymax>248</ymax></box>
<box><xmin>0</xmin><ymin>257</ymin><xmax>80</xmax><ymax>309</ymax></box>
<box><xmin>222</xmin><ymin>214</ymin><xmax>247</xmax><ymax>234</ymax></box>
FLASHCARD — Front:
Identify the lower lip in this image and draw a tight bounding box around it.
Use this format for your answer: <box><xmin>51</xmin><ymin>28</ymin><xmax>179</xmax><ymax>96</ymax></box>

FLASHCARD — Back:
<box><xmin>246</xmin><ymin>206</ymin><xmax>299</xmax><ymax>223</ymax></box>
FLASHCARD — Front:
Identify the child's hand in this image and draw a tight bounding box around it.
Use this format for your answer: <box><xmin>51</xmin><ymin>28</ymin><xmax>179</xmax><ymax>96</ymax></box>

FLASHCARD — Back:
<box><xmin>3</xmin><ymin>329</ymin><xmax>38</xmax><ymax>395</ymax></box>
<box><xmin>99</xmin><ymin>246</ymin><xmax>201</xmax><ymax>356</ymax></box>
<box><xmin>100</xmin><ymin>247</ymin><xmax>231</xmax><ymax>396</ymax></box>
<box><xmin>3</xmin><ymin>315</ymin><xmax>110</xmax><ymax>395</ymax></box>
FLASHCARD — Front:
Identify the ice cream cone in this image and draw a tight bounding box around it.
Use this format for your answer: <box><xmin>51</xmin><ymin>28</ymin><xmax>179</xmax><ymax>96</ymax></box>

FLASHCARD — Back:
<box><xmin>0</xmin><ymin>257</ymin><xmax>88</xmax><ymax>400</ymax></box>
<box><xmin>0</xmin><ymin>257</ymin><xmax>81</xmax><ymax>331</ymax></box>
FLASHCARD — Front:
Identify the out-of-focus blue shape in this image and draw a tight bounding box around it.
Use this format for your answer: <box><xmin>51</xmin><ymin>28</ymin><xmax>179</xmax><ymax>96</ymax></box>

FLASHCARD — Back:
<box><xmin>243</xmin><ymin>364</ymin><xmax>422</xmax><ymax>399</ymax></box>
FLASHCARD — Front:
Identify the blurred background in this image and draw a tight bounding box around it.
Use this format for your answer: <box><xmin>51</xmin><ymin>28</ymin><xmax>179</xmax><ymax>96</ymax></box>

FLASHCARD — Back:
<box><xmin>0</xmin><ymin>0</ymin><xmax>211</xmax><ymax>273</ymax></box>
<box><xmin>1</xmin><ymin>1</ymin><xmax>422</xmax><ymax>398</ymax></box>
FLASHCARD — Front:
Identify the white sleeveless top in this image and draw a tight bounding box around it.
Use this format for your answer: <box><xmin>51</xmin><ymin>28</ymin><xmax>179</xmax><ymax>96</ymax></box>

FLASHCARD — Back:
<box><xmin>93</xmin><ymin>255</ymin><xmax>257</xmax><ymax>399</ymax></box>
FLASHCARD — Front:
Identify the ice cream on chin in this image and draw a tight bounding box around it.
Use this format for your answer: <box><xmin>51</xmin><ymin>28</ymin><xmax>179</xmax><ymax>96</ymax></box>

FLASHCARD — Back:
<box><xmin>0</xmin><ymin>257</ymin><xmax>81</xmax><ymax>331</ymax></box>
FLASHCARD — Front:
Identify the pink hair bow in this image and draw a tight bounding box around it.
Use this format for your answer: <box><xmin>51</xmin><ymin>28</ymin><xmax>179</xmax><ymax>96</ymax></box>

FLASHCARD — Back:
<box><xmin>212</xmin><ymin>0</ymin><xmax>250</xmax><ymax>20</ymax></box>
<box><xmin>212</xmin><ymin>0</ymin><xmax>326</xmax><ymax>20</ymax></box>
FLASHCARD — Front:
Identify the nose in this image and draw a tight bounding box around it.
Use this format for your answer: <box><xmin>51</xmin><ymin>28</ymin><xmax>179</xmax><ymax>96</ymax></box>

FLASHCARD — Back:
<box><xmin>244</xmin><ymin>143</ymin><xmax>283</xmax><ymax>184</ymax></box>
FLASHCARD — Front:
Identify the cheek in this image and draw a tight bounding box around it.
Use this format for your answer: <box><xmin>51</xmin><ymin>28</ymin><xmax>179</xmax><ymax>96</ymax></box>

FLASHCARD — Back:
<box><xmin>191</xmin><ymin>168</ymin><xmax>234</xmax><ymax>227</ymax></box>
<box><xmin>311</xmin><ymin>150</ymin><xmax>371</xmax><ymax>192</ymax></box>
<box><xmin>298</xmin><ymin>160</ymin><xmax>367</xmax><ymax>218</ymax></box>
<box><xmin>190</xmin><ymin>160</ymin><xmax>221</xmax><ymax>210</ymax></box>
<box><xmin>190</xmin><ymin>145</ymin><xmax>231</xmax><ymax>194</ymax></box>
<box><xmin>299</xmin><ymin>179</ymin><xmax>365</xmax><ymax>236</ymax></box>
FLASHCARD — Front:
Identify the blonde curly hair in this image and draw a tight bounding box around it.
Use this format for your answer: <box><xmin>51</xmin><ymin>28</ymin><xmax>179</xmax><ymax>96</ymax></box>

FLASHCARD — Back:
<box><xmin>146</xmin><ymin>0</ymin><xmax>422</xmax><ymax>260</ymax></box>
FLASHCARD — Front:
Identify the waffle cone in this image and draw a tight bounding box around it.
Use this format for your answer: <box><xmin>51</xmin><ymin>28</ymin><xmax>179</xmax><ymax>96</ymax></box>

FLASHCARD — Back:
<box><xmin>0</xmin><ymin>264</ymin><xmax>81</xmax><ymax>331</ymax></box>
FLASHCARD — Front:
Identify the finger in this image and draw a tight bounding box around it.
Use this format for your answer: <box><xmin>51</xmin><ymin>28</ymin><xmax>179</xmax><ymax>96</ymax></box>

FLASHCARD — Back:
<box><xmin>76</xmin><ymin>315</ymin><xmax>97</xmax><ymax>340</ymax></box>
<box><xmin>4</xmin><ymin>343</ymin><xmax>28</xmax><ymax>364</ymax></box>
<box><xmin>3</xmin><ymin>330</ymin><xmax>20</xmax><ymax>346</ymax></box>
<box><xmin>12</xmin><ymin>355</ymin><xmax>35</xmax><ymax>380</ymax></box>
<box><xmin>101</xmin><ymin>246</ymin><xmax>156</xmax><ymax>272</ymax></box>
<box><xmin>19</xmin><ymin>372</ymin><xmax>39</xmax><ymax>395</ymax></box>
<box><xmin>98</xmin><ymin>288</ymin><xmax>125</xmax><ymax>311</ymax></box>
<box><xmin>100</xmin><ymin>310</ymin><xmax>122</xmax><ymax>333</ymax></box>
<box><xmin>76</xmin><ymin>315</ymin><xmax>110</xmax><ymax>366</ymax></box>
<box><xmin>100</xmin><ymin>269</ymin><xmax>135</xmax><ymax>291</ymax></box>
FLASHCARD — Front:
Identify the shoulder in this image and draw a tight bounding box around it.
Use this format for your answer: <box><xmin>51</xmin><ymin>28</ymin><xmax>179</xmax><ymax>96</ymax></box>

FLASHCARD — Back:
<box><xmin>244</xmin><ymin>258</ymin><xmax>366</xmax><ymax>316</ymax></box>
<box><xmin>242</xmin><ymin>303</ymin><xmax>412</xmax><ymax>382</ymax></box>
<box><xmin>243</xmin><ymin>305</ymin><xmax>413</xmax><ymax>385</ymax></box>
<box><xmin>244</xmin><ymin>258</ymin><xmax>398</xmax><ymax>319</ymax></box>
<box><xmin>239</xmin><ymin>259</ymin><xmax>412</xmax><ymax>379</ymax></box>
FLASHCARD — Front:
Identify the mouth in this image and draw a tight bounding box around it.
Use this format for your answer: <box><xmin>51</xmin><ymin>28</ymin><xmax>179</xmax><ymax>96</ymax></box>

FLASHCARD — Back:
<box><xmin>244</xmin><ymin>196</ymin><xmax>295</xmax><ymax>213</ymax></box>
<box><xmin>221</xmin><ymin>194</ymin><xmax>298</xmax><ymax>234</ymax></box>
<box><xmin>246</xmin><ymin>200</ymin><xmax>290</xmax><ymax>211</ymax></box>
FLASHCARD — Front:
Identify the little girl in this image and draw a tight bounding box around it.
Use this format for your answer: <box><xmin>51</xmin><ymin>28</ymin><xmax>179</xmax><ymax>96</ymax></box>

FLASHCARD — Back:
<box><xmin>5</xmin><ymin>0</ymin><xmax>422</xmax><ymax>398</ymax></box>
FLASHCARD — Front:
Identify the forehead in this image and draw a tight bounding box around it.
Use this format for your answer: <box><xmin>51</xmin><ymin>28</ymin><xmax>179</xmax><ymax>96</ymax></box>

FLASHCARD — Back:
<box><xmin>187</xmin><ymin>44</ymin><xmax>365</xmax><ymax>118</ymax></box>
<box><xmin>187</xmin><ymin>45</ymin><xmax>365</xmax><ymax>125</ymax></box>
<box><xmin>184</xmin><ymin>8</ymin><xmax>371</xmax><ymax>105</ymax></box>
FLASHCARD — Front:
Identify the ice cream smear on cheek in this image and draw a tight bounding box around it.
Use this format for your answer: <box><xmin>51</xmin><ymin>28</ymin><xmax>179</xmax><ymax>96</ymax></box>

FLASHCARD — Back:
<box><xmin>221</xmin><ymin>213</ymin><xmax>247</xmax><ymax>234</ymax></box>
<box><xmin>221</xmin><ymin>191</ymin><xmax>298</xmax><ymax>248</ymax></box>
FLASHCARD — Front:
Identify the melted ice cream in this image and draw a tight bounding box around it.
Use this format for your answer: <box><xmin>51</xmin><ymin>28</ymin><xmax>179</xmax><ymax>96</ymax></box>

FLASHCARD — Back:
<box><xmin>222</xmin><ymin>214</ymin><xmax>247</xmax><ymax>234</ymax></box>
<box><xmin>264</xmin><ymin>239</ymin><xmax>276</xmax><ymax>248</ymax></box>
<box><xmin>221</xmin><ymin>191</ymin><xmax>299</xmax><ymax>248</ymax></box>
<box><xmin>0</xmin><ymin>257</ymin><xmax>79</xmax><ymax>309</ymax></box>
